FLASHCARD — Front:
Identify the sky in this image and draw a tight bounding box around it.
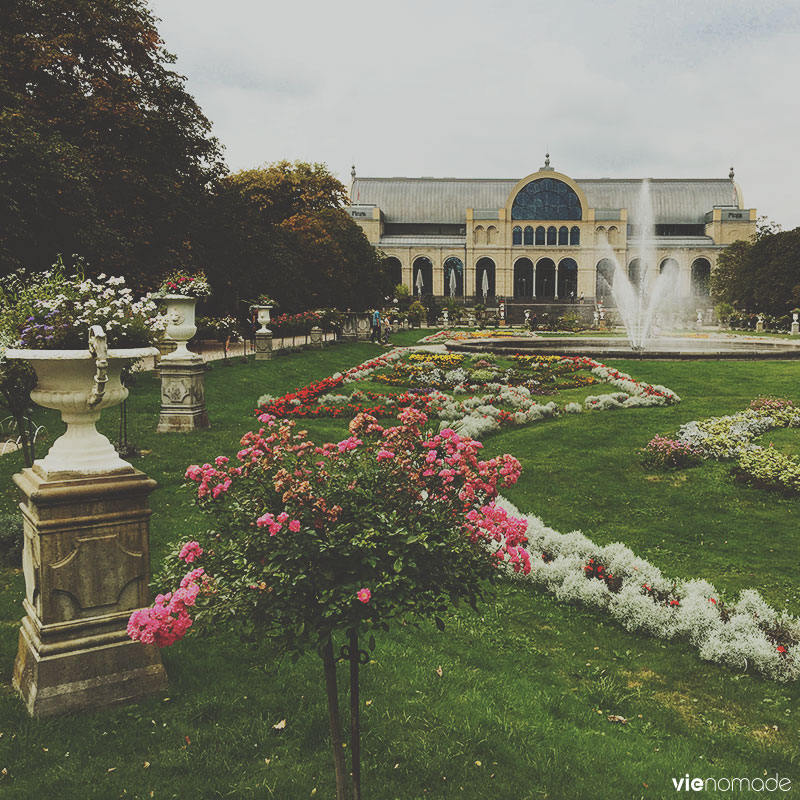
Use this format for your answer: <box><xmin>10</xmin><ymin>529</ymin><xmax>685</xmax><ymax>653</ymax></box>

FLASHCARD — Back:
<box><xmin>150</xmin><ymin>0</ymin><xmax>800</xmax><ymax>229</ymax></box>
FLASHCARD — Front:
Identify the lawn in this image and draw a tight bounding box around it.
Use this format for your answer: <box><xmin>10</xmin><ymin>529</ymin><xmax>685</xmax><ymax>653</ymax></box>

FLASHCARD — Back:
<box><xmin>0</xmin><ymin>341</ymin><xmax>798</xmax><ymax>799</ymax></box>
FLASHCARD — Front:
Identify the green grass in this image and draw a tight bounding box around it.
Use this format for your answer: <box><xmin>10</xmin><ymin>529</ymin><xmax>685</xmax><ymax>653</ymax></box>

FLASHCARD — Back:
<box><xmin>0</xmin><ymin>349</ymin><xmax>798</xmax><ymax>798</ymax></box>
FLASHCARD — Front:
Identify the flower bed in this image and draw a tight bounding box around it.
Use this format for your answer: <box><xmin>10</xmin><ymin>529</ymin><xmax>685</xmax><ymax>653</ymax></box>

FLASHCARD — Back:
<box><xmin>667</xmin><ymin>397</ymin><xmax>800</xmax><ymax>494</ymax></box>
<box><xmin>496</xmin><ymin>497</ymin><xmax>800</xmax><ymax>682</ymax></box>
<box><xmin>255</xmin><ymin>350</ymin><xmax>680</xmax><ymax>440</ymax></box>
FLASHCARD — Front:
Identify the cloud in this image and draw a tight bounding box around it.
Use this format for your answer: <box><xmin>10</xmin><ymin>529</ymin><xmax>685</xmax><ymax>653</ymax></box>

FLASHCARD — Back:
<box><xmin>150</xmin><ymin>0</ymin><xmax>800</xmax><ymax>228</ymax></box>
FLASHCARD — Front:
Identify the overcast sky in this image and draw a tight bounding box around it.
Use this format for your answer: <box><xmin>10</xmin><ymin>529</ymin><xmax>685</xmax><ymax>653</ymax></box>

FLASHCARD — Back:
<box><xmin>150</xmin><ymin>0</ymin><xmax>800</xmax><ymax>229</ymax></box>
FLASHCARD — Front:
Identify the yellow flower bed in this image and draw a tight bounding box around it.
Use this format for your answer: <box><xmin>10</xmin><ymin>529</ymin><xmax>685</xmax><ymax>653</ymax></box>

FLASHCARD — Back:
<box><xmin>407</xmin><ymin>352</ymin><xmax>465</xmax><ymax>366</ymax></box>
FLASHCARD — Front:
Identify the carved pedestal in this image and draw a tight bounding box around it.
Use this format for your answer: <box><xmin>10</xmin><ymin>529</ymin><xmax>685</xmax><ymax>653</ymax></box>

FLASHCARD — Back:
<box><xmin>13</xmin><ymin>466</ymin><xmax>167</xmax><ymax>716</ymax></box>
<box><xmin>792</xmin><ymin>323</ymin><xmax>799</xmax><ymax>335</ymax></box>
<box><xmin>309</xmin><ymin>326</ymin><xmax>324</xmax><ymax>349</ymax></box>
<box><xmin>156</xmin><ymin>358</ymin><xmax>210</xmax><ymax>432</ymax></box>
<box><xmin>255</xmin><ymin>331</ymin><xmax>273</xmax><ymax>361</ymax></box>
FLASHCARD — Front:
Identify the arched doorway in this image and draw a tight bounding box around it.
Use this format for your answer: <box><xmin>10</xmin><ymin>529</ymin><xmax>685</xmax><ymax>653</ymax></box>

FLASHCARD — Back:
<box><xmin>535</xmin><ymin>258</ymin><xmax>556</xmax><ymax>298</ymax></box>
<box><xmin>628</xmin><ymin>258</ymin><xmax>644</xmax><ymax>290</ymax></box>
<box><xmin>596</xmin><ymin>258</ymin><xmax>615</xmax><ymax>300</ymax></box>
<box><xmin>384</xmin><ymin>256</ymin><xmax>402</xmax><ymax>289</ymax></box>
<box><xmin>558</xmin><ymin>258</ymin><xmax>578</xmax><ymax>300</ymax></box>
<box><xmin>475</xmin><ymin>257</ymin><xmax>495</xmax><ymax>299</ymax></box>
<box><xmin>659</xmin><ymin>257</ymin><xmax>679</xmax><ymax>275</ymax></box>
<box><xmin>412</xmin><ymin>257</ymin><xmax>433</xmax><ymax>296</ymax></box>
<box><xmin>691</xmin><ymin>258</ymin><xmax>711</xmax><ymax>296</ymax></box>
<box><xmin>443</xmin><ymin>256</ymin><xmax>464</xmax><ymax>297</ymax></box>
<box><xmin>514</xmin><ymin>258</ymin><xmax>534</xmax><ymax>298</ymax></box>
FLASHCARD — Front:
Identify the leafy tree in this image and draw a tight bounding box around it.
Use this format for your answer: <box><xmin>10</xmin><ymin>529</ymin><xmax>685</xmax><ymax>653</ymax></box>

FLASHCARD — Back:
<box><xmin>0</xmin><ymin>0</ymin><xmax>225</xmax><ymax>285</ymax></box>
<box><xmin>710</xmin><ymin>239</ymin><xmax>754</xmax><ymax>309</ymax></box>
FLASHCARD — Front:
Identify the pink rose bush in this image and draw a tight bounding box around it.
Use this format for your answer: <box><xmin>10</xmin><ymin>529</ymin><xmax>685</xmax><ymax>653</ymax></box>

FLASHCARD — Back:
<box><xmin>130</xmin><ymin>407</ymin><xmax>529</xmax><ymax>654</ymax></box>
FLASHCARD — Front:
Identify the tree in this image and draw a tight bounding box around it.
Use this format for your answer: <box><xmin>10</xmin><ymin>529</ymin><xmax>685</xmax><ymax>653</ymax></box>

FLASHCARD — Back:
<box><xmin>0</xmin><ymin>0</ymin><xmax>225</xmax><ymax>286</ymax></box>
<box><xmin>710</xmin><ymin>239</ymin><xmax>754</xmax><ymax>309</ymax></box>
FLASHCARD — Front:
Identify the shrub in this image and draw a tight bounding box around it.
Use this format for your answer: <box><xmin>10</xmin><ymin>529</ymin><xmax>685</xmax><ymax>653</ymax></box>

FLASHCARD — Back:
<box><xmin>0</xmin><ymin>513</ymin><xmax>23</xmax><ymax>567</ymax></box>
<box><xmin>639</xmin><ymin>435</ymin><xmax>703</xmax><ymax>469</ymax></box>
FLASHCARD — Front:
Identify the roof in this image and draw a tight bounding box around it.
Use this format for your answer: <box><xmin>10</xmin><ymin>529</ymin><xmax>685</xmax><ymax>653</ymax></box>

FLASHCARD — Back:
<box><xmin>351</xmin><ymin>176</ymin><xmax>742</xmax><ymax>226</ymax></box>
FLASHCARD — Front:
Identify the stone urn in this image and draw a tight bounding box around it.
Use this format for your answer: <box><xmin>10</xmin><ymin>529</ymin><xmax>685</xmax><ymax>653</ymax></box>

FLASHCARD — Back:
<box><xmin>161</xmin><ymin>294</ymin><xmax>199</xmax><ymax>360</ymax></box>
<box><xmin>252</xmin><ymin>304</ymin><xmax>273</xmax><ymax>334</ymax></box>
<box><xmin>5</xmin><ymin>333</ymin><xmax>156</xmax><ymax>479</ymax></box>
<box><xmin>791</xmin><ymin>310</ymin><xmax>799</xmax><ymax>335</ymax></box>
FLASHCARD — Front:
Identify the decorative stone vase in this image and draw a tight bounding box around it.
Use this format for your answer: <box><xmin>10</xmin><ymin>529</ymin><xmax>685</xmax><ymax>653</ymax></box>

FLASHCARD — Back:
<box><xmin>5</xmin><ymin>344</ymin><xmax>157</xmax><ymax>480</ymax></box>
<box><xmin>161</xmin><ymin>294</ymin><xmax>198</xmax><ymax>360</ymax></box>
<box><xmin>791</xmin><ymin>311</ymin><xmax>799</xmax><ymax>335</ymax></box>
<box><xmin>252</xmin><ymin>305</ymin><xmax>273</xmax><ymax>334</ymax></box>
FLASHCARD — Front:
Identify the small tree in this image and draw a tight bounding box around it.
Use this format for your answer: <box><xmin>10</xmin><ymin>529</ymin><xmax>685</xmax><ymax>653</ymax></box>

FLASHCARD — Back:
<box><xmin>129</xmin><ymin>409</ymin><xmax>530</xmax><ymax>799</ymax></box>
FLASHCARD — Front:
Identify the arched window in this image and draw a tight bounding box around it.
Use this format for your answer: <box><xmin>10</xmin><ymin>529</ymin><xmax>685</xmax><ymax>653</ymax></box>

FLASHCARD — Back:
<box><xmin>487</xmin><ymin>225</ymin><xmax>498</xmax><ymax>244</ymax></box>
<box><xmin>476</xmin><ymin>257</ymin><xmax>496</xmax><ymax>298</ymax></box>
<box><xmin>474</xmin><ymin>225</ymin><xmax>485</xmax><ymax>245</ymax></box>
<box><xmin>535</xmin><ymin>226</ymin><xmax>546</xmax><ymax>245</ymax></box>
<box><xmin>514</xmin><ymin>258</ymin><xmax>534</xmax><ymax>298</ymax></box>
<box><xmin>535</xmin><ymin>258</ymin><xmax>556</xmax><ymax>298</ymax></box>
<box><xmin>512</xmin><ymin>226</ymin><xmax>522</xmax><ymax>246</ymax></box>
<box><xmin>570</xmin><ymin>226</ymin><xmax>580</xmax><ymax>246</ymax></box>
<box><xmin>443</xmin><ymin>256</ymin><xmax>464</xmax><ymax>297</ymax></box>
<box><xmin>628</xmin><ymin>258</ymin><xmax>643</xmax><ymax>290</ymax></box>
<box><xmin>659</xmin><ymin>258</ymin><xmax>679</xmax><ymax>275</ymax></box>
<box><xmin>596</xmin><ymin>258</ymin><xmax>615</xmax><ymax>300</ymax></box>
<box><xmin>383</xmin><ymin>256</ymin><xmax>402</xmax><ymax>289</ymax></box>
<box><xmin>691</xmin><ymin>258</ymin><xmax>711</xmax><ymax>296</ymax></box>
<box><xmin>412</xmin><ymin>257</ymin><xmax>433</xmax><ymax>296</ymax></box>
<box><xmin>558</xmin><ymin>226</ymin><xmax>569</xmax><ymax>246</ymax></box>
<box><xmin>511</xmin><ymin>177</ymin><xmax>583</xmax><ymax>220</ymax></box>
<box><xmin>558</xmin><ymin>258</ymin><xmax>578</xmax><ymax>299</ymax></box>
<box><xmin>524</xmin><ymin>226</ymin><xmax>534</xmax><ymax>245</ymax></box>
<box><xmin>547</xmin><ymin>226</ymin><xmax>557</xmax><ymax>246</ymax></box>
<box><xmin>607</xmin><ymin>226</ymin><xmax>618</xmax><ymax>246</ymax></box>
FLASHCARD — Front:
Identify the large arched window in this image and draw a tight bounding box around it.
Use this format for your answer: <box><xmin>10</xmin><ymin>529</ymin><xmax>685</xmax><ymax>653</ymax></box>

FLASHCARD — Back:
<box><xmin>511</xmin><ymin>177</ymin><xmax>583</xmax><ymax>220</ymax></box>
<box><xmin>628</xmin><ymin>258</ymin><xmax>644</xmax><ymax>290</ymax></box>
<box><xmin>659</xmin><ymin>257</ymin><xmax>679</xmax><ymax>274</ymax></box>
<box><xmin>476</xmin><ymin>257</ymin><xmax>496</xmax><ymax>298</ymax></box>
<box><xmin>691</xmin><ymin>258</ymin><xmax>711</xmax><ymax>296</ymax></box>
<box><xmin>443</xmin><ymin>256</ymin><xmax>464</xmax><ymax>297</ymax></box>
<box><xmin>558</xmin><ymin>226</ymin><xmax>569</xmax><ymax>246</ymax></box>
<box><xmin>384</xmin><ymin>256</ymin><xmax>403</xmax><ymax>289</ymax></box>
<box><xmin>547</xmin><ymin>226</ymin><xmax>557</xmax><ymax>245</ymax></box>
<box><xmin>596</xmin><ymin>258</ymin><xmax>615</xmax><ymax>300</ymax></box>
<box><xmin>570</xmin><ymin>226</ymin><xmax>580</xmax><ymax>246</ymax></box>
<box><xmin>535</xmin><ymin>258</ymin><xmax>556</xmax><ymax>298</ymax></box>
<box><xmin>524</xmin><ymin>225</ymin><xmax>534</xmax><ymax>245</ymax></box>
<box><xmin>558</xmin><ymin>258</ymin><xmax>578</xmax><ymax>299</ymax></box>
<box><xmin>535</xmin><ymin>226</ymin><xmax>546</xmax><ymax>245</ymax></box>
<box><xmin>412</xmin><ymin>257</ymin><xmax>433</xmax><ymax>296</ymax></box>
<box><xmin>512</xmin><ymin>226</ymin><xmax>522</xmax><ymax>246</ymax></box>
<box><xmin>514</xmin><ymin>258</ymin><xmax>534</xmax><ymax>298</ymax></box>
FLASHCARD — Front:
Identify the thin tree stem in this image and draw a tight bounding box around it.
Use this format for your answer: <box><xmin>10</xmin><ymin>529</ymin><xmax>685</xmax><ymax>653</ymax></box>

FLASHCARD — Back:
<box><xmin>349</xmin><ymin>629</ymin><xmax>362</xmax><ymax>800</ymax></box>
<box><xmin>321</xmin><ymin>637</ymin><xmax>349</xmax><ymax>800</ymax></box>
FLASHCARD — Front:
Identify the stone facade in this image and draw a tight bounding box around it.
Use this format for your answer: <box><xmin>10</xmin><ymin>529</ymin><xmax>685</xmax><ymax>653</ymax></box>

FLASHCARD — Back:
<box><xmin>347</xmin><ymin>161</ymin><xmax>756</xmax><ymax>307</ymax></box>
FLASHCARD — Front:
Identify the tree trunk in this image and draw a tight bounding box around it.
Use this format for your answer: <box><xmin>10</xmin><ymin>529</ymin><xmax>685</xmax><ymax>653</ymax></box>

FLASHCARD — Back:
<box><xmin>321</xmin><ymin>637</ymin><xmax>349</xmax><ymax>800</ymax></box>
<box><xmin>349</xmin><ymin>629</ymin><xmax>362</xmax><ymax>800</ymax></box>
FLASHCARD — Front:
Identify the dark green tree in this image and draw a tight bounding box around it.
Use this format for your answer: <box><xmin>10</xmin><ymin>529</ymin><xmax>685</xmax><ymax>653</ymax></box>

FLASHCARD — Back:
<box><xmin>0</xmin><ymin>0</ymin><xmax>225</xmax><ymax>286</ymax></box>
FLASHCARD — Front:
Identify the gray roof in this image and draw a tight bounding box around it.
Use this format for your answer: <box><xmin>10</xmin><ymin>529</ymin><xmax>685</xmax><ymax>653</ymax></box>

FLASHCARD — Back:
<box><xmin>351</xmin><ymin>176</ymin><xmax>742</xmax><ymax>226</ymax></box>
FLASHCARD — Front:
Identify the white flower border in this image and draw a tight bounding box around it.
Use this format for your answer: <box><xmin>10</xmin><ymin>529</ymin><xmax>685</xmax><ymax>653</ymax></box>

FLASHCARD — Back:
<box><xmin>496</xmin><ymin>496</ymin><xmax>800</xmax><ymax>682</ymax></box>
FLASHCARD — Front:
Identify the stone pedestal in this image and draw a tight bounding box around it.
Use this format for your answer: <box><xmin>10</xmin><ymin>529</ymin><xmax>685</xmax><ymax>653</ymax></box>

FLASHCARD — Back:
<box><xmin>792</xmin><ymin>323</ymin><xmax>799</xmax><ymax>335</ymax></box>
<box><xmin>153</xmin><ymin>340</ymin><xmax>177</xmax><ymax>378</ymax></box>
<box><xmin>756</xmin><ymin>320</ymin><xmax>765</xmax><ymax>332</ymax></box>
<box><xmin>255</xmin><ymin>331</ymin><xmax>273</xmax><ymax>360</ymax></box>
<box><xmin>309</xmin><ymin>326</ymin><xmax>324</xmax><ymax>349</ymax></box>
<box><xmin>12</xmin><ymin>465</ymin><xmax>167</xmax><ymax>717</ymax></box>
<box><xmin>156</xmin><ymin>358</ymin><xmax>210</xmax><ymax>432</ymax></box>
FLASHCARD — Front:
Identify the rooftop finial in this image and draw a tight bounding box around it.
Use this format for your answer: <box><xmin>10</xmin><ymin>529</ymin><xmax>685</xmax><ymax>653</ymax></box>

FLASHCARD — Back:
<box><xmin>545</xmin><ymin>152</ymin><xmax>550</xmax><ymax>168</ymax></box>
<box><xmin>351</xmin><ymin>164</ymin><xmax>356</xmax><ymax>181</ymax></box>
<box><xmin>729</xmin><ymin>166</ymin><xmax>735</xmax><ymax>180</ymax></box>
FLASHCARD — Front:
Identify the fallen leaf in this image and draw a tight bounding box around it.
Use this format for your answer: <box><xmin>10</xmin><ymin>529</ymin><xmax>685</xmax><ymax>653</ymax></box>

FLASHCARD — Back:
<box><xmin>143</xmin><ymin>761</ymin><xmax>150</xmax><ymax>769</ymax></box>
<box><xmin>273</xmin><ymin>719</ymin><xmax>287</xmax><ymax>730</ymax></box>
<box><xmin>365</xmin><ymin>700</ymin><xmax>373</xmax><ymax>707</ymax></box>
<box><xmin>435</xmin><ymin>666</ymin><xmax>443</xmax><ymax>677</ymax></box>
<box><xmin>475</xmin><ymin>761</ymin><xmax>482</xmax><ymax>767</ymax></box>
<box><xmin>311</xmin><ymin>789</ymin><xmax>317</xmax><ymax>797</ymax></box>
<box><xmin>108</xmin><ymin>767</ymin><xmax>116</xmax><ymax>772</ymax></box>
<box><xmin>264</xmin><ymin>758</ymin><xmax>271</xmax><ymax>765</ymax></box>
<box><xmin>185</xmin><ymin>736</ymin><xmax>191</xmax><ymax>746</ymax></box>
<box><xmin>607</xmin><ymin>715</ymin><xmax>628</xmax><ymax>724</ymax></box>
<box><xmin>394</xmin><ymin>763</ymin><xmax>399</xmax><ymax>769</ymax></box>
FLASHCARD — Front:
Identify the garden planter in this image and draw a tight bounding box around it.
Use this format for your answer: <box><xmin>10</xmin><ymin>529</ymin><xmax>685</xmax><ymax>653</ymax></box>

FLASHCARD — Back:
<box><xmin>161</xmin><ymin>294</ymin><xmax>199</xmax><ymax>360</ymax></box>
<box><xmin>252</xmin><ymin>304</ymin><xmax>273</xmax><ymax>334</ymax></box>
<box><xmin>5</xmin><ymin>345</ymin><xmax>156</xmax><ymax>479</ymax></box>
<box><xmin>7</xmin><ymin>342</ymin><xmax>166</xmax><ymax>716</ymax></box>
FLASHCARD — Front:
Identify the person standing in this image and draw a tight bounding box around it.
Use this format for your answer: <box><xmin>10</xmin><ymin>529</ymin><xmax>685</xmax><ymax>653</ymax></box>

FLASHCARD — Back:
<box><xmin>370</xmin><ymin>308</ymin><xmax>381</xmax><ymax>342</ymax></box>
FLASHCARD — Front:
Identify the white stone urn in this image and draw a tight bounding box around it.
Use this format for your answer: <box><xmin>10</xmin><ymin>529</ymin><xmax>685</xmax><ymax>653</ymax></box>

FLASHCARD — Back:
<box><xmin>5</xmin><ymin>339</ymin><xmax>157</xmax><ymax>479</ymax></box>
<box><xmin>252</xmin><ymin>305</ymin><xmax>273</xmax><ymax>334</ymax></box>
<box><xmin>161</xmin><ymin>294</ymin><xmax>199</xmax><ymax>360</ymax></box>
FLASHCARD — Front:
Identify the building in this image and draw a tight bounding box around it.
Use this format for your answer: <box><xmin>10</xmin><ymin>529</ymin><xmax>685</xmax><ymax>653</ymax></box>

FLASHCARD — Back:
<box><xmin>347</xmin><ymin>156</ymin><xmax>756</xmax><ymax>305</ymax></box>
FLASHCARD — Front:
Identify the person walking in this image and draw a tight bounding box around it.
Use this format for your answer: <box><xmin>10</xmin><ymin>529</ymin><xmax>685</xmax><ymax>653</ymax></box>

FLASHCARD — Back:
<box><xmin>382</xmin><ymin>316</ymin><xmax>392</xmax><ymax>345</ymax></box>
<box><xmin>370</xmin><ymin>308</ymin><xmax>381</xmax><ymax>342</ymax></box>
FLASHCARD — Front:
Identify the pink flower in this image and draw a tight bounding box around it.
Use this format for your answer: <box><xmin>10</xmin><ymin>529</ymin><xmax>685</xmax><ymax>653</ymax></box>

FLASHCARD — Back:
<box><xmin>357</xmin><ymin>588</ymin><xmax>372</xmax><ymax>603</ymax></box>
<box><xmin>288</xmin><ymin>519</ymin><xmax>301</xmax><ymax>532</ymax></box>
<box><xmin>179</xmin><ymin>541</ymin><xmax>203</xmax><ymax>563</ymax></box>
